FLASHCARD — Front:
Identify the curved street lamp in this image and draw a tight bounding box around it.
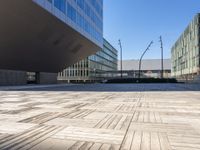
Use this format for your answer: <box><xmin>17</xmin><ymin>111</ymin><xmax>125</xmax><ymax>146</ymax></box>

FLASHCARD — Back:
<box><xmin>118</xmin><ymin>39</ymin><xmax>123</xmax><ymax>78</ymax></box>
<box><xmin>138</xmin><ymin>41</ymin><xmax>153</xmax><ymax>79</ymax></box>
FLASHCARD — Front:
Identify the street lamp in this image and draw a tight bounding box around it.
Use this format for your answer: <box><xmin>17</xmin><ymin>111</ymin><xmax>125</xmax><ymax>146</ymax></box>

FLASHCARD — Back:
<box><xmin>159</xmin><ymin>36</ymin><xmax>164</xmax><ymax>79</ymax></box>
<box><xmin>118</xmin><ymin>39</ymin><xmax>123</xmax><ymax>78</ymax></box>
<box><xmin>138</xmin><ymin>41</ymin><xmax>153</xmax><ymax>79</ymax></box>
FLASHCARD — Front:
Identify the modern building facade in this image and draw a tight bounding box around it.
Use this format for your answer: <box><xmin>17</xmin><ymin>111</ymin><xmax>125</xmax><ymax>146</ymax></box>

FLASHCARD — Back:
<box><xmin>171</xmin><ymin>14</ymin><xmax>200</xmax><ymax>80</ymax></box>
<box><xmin>0</xmin><ymin>0</ymin><xmax>103</xmax><ymax>85</ymax></box>
<box><xmin>58</xmin><ymin>39</ymin><xmax>118</xmax><ymax>82</ymax></box>
<box><xmin>117</xmin><ymin>59</ymin><xmax>171</xmax><ymax>78</ymax></box>
<box><xmin>35</xmin><ymin>0</ymin><xmax>103</xmax><ymax>48</ymax></box>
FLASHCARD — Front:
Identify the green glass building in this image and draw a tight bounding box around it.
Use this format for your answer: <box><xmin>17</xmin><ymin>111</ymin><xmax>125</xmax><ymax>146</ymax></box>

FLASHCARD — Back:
<box><xmin>171</xmin><ymin>14</ymin><xmax>200</xmax><ymax>80</ymax></box>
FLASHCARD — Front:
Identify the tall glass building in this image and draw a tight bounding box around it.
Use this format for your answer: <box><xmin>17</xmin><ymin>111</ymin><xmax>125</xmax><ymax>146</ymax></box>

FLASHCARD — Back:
<box><xmin>0</xmin><ymin>0</ymin><xmax>103</xmax><ymax>84</ymax></box>
<box><xmin>58</xmin><ymin>39</ymin><xmax>118</xmax><ymax>82</ymax></box>
<box><xmin>171</xmin><ymin>14</ymin><xmax>200</xmax><ymax>80</ymax></box>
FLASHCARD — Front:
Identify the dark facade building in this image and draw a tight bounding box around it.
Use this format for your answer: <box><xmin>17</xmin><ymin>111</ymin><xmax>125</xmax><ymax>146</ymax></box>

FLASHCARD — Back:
<box><xmin>58</xmin><ymin>39</ymin><xmax>118</xmax><ymax>82</ymax></box>
<box><xmin>0</xmin><ymin>0</ymin><xmax>103</xmax><ymax>85</ymax></box>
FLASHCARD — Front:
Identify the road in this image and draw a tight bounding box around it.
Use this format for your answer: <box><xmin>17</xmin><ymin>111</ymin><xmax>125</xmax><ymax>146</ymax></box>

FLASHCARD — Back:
<box><xmin>0</xmin><ymin>83</ymin><xmax>200</xmax><ymax>150</ymax></box>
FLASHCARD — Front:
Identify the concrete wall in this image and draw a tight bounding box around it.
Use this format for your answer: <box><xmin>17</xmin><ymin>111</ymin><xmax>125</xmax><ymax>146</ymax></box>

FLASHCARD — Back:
<box><xmin>0</xmin><ymin>70</ymin><xmax>27</xmax><ymax>86</ymax></box>
<box><xmin>37</xmin><ymin>72</ymin><xmax>58</xmax><ymax>84</ymax></box>
<box><xmin>0</xmin><ymin>70</ymin><xmax>58</xmax><ymax>85</ymax></box>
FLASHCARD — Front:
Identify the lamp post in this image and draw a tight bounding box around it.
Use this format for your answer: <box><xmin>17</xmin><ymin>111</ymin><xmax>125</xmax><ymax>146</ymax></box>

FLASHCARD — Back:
<box><xmin>119</xmin><ymin>39</ymin><xmax>123</xmax><ymax>78</ymax></box>
<box><xmin>159</xmin><ymin>36</ymin><xmax>164</xmax><ymax>79</ymax></box>
<box><xmin>138</xmin><ymin>41</ymin><xmax>153</xmax><ymax>79</ymax></box>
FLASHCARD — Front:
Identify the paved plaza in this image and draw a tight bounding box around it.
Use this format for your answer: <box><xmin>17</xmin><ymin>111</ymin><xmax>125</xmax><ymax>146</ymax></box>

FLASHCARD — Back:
<box><xmin>0</xmin><ymin>84</ymin><xmax>200</xmax><ymax>150</ymax></box>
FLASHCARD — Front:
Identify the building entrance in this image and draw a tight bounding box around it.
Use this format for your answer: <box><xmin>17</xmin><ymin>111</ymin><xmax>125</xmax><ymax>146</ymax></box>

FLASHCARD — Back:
<box><xmin>27</xmin><ymin>72</ymin><xmax>37</xmax><ymax>84</ymax></box>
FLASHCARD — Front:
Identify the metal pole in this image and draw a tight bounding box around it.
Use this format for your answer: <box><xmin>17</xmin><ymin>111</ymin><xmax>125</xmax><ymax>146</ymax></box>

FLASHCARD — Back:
<box><xmin>119</xmin><ymin>39</ymin><xmax>123</xmax><ymax>78</ymax></box>
<box><xmin>138</xmin><ymin>41</ymin><xmax>153</xmax><ymax>79</ymax></box>
<box><xmin>159</xmin><ymin>36</ymin><xmax>164</xmax><ymax>79</ymax></box>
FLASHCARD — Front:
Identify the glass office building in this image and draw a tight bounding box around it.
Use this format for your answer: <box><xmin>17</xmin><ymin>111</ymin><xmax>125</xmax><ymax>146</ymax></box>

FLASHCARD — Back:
<box><xmin>0</xmin><ymin>0</ymin><xmax>103</xmax><ymax>85</ymax></box>
<box><xmin>58</xmin><ymin>39</ymin><xmax>118</xmax><ymax>82</ymax></box>
<box><xmin>171</xmin><ymin>14</ymin><xmax>200</xmax><ymax>80</ymax></box>
<box><xmin>33</xmin><ymin>0</ymin><xmax>103</xmax><ymax>47</ymax></box>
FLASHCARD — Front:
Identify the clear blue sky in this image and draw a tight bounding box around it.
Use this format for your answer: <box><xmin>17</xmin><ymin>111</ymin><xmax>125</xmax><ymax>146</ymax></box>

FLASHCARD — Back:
<box><xmin>104</xmin><ymin>0</ymin><xmax>200</xmax><ymax>60</ymax></box>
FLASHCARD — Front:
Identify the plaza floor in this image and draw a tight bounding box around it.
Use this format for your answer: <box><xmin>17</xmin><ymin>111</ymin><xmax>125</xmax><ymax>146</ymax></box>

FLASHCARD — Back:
<box><xmin>0</xmin><ymin>84</ymin><xmax>200</xmax><ymax>150</ymax></box>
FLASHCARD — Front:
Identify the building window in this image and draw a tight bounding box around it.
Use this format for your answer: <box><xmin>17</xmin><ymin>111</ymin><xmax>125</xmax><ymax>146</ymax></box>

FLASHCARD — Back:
<box><xmin>54</xmin><ymin>0</ymin><xmax>66</xmax><ymax>13</ymax></box>
<box><xmin>67</xmin><ymin>3</ymin><xmax>77</xmax><ymax>23</ymax></box>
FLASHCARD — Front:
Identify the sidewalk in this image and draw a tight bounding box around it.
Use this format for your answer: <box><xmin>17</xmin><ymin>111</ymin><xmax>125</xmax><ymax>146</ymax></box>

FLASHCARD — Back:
<box><xmin>0</xmin><ymin>84</ymin><xmax>199</xmax><ymax>149</ymax></box>
<box><xmin>0</xmin><ymin>84</ymin><xmax>72</xmax><ymax>91</ymax></box>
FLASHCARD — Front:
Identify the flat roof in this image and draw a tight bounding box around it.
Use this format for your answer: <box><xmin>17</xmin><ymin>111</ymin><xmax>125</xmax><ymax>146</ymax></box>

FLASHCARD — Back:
<box><xmin>118</xmin><ymin>59</ymin><xmax>171</xmax><ymax>71</ymax></box>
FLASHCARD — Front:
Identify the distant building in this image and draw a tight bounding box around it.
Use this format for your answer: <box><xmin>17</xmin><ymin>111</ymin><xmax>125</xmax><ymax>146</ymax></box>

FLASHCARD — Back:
<box><xmin>171</xmin><ymin>14</ymin><xmax>200</xmax><ymax>80</ymax></box>
<box><xmin>118</xmin><ymin>59</ymin><xmax>171</xmax><ymax>78</ymax></box>
<box><xmin>58</xmin><ymin>39</ymin><xmax>118</xmax><ymax>83</ymax></box>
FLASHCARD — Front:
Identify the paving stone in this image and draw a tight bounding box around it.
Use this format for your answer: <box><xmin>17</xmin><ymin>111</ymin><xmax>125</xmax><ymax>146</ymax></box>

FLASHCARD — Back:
<box><xmin>0</xmin><ymin>84</ymin><xmax>200</xmax><ymax>149</ymax></box>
